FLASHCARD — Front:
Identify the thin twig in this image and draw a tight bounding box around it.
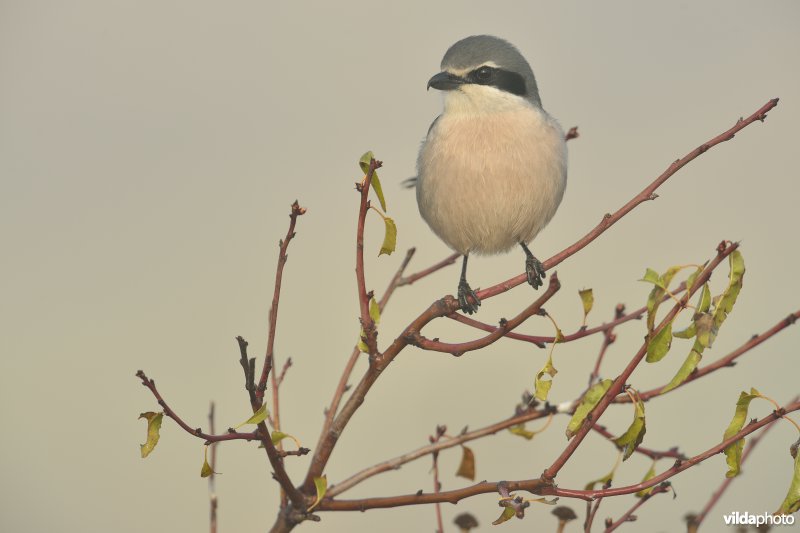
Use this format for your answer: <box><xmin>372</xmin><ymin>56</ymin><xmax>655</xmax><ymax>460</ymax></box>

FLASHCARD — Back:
<box><xmin>355</xmin><ymin>158</ymin><xmax>383</xmax><ymax>357</ymax></box>
<box><xmin>604</xmin><ymin>483</ymin><xmax>672</xmax><ymax>532</ymax></box>
<box><xmin>398</xmin><ymin>252</ymin><xmax>459</xmax><ymax>287</ymax></box>
<box><xmin>208</xmin><ymin>402</ymin><xmax>218</xmax><ymax>533</ymax></box>
<box><xmin>592</xmin><ymin>425</ymin><xmax>685</xmax><ymax>461</ymax></box>
<box><xmin>588</xmin><ymin>304</ymin><xmax>624</xmax><ymax>388</ymax></box>
<box><xmin>410</xmin><ymin>274</ymin><xmax>561</xmax><ymax>355</ymax></box>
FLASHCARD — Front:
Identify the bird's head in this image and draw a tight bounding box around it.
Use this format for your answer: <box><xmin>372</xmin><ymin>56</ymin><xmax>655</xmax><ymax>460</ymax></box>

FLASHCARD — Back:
<box><xmin>427</xmin><ymin>35</ymin><xmax>542</xmax><ymax>114</ymax></box>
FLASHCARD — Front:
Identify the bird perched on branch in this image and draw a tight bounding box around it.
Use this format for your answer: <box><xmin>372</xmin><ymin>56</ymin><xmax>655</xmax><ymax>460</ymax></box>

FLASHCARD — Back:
<box><xmin>414</xmin><ymin>35</ymin><xmax>567</xmax><ymax>314</ymax></box>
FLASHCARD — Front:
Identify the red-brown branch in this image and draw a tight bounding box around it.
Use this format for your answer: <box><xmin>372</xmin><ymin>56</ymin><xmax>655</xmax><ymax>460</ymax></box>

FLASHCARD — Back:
<box><xmin>604</xmin><ymin>482</ymin><xmax>672</xmax><ymax>532</ymax></box>
<box><xmin>398</xmin><ymin>252</ymin><xmax>459</xmax><ymax>287</ymax></box>
<box><xmin>473</xmin><ymin>98</ymin><xmax>779</xmax><ymax>303</ymax></box>
<box><xmin>355</xmin><ymin>159</ymin><xmax>382</xmax><ymax>357</ymax></box>
<box><xmin>592</xmin><ymin>424</ymin><xmax>685</xmax><ymax>461</ymax></box>
<box><xmin>410</xmin><ymin>274</ymin><xmax>560</xmax><ymax>355</ymax></box>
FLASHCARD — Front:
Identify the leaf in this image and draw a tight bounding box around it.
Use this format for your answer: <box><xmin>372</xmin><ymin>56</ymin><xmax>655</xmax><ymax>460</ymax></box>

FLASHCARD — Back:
<box><xmin>659</xmin><ymin>347</ymin><xmax>703</xmax><ymax>393</ymax></box>
<box><xmin>578</xmin><ymin>289</ymin><xmax>594</xmax><ymax>324</ymax></box>
<box><xmin>379</xmin><ymin>216</ymin><xmax>397</xmax><ymax>256</ymax></box>
<box><xmin>271</xmin><ymin>431</ymin><xmax>301</xmax><ymax>449</ymax></box>
<box><xmin>614</xmin><ymin>392</ymin><xmax>646</xmax><ymax>461</ymax></box>
<box><xmin>646</xmin><ymin>322</ymin><xmax>673</xmax><ymax>363</ymax></box>
<box><xmin>508</xmin><ymin>425</ymin><xmax>536</xmax><ymax>440</ymax></box>
<box><xmin>455</xmin><ymin>446</ymin><xmax>476</xmax><ymax>481</ymax></box>
<box><xmin>533</xmin><ymin>352</ymin><xmax>558</xmax><ymax>401</ymax></box>
<box><xmin>200</xmin><ymin>445</ymin><xmax>217</xmax><ymax>478</ymax></box>
<box><xmin>722</xmin><ymin>388</ymin><xmax>760</xmax><ymax>478</ymax></box>
<box><xmin>685</xmin><ymin>265</ymin><xmax>704</xmax><ymax>292</ymax></box>
<box><xmin>492</xmin><ymin>506</ymin><xmax>516</xmax><ymax>525</ymax></box>
<box><xmin>640</xmin><ymin>266</ymin><xmax>682</xmax><ymax>332</ymax></box>
<box><xmin>566</xmin><ymin>380</ymin><xmax>613</xmax><ymax>439</ymax></box>
<box><xmin>711</xmin><ymin>250</ymin><xmax>745</xmax><ymax>335</ymax></box>
<box><xmin>369</xmin><ymin>297</ymin><xmax>381</xmax><ymax>324</ymax></box>
<box><xmin>235</xmin><ymin>403</ymin><xmax>268</xmax><ymax>429</ymax></box>
<box><xmin>357</xmin><ymin>334</ymin><xmax>369</xmax><ymax>353</ymax></box>
<box><xmin>584</xmin><ymin>456</ymin><xmax>620</xmax><ymax>490</ymax></box>
<box><xmin>359</xmin><ymin>151</ymin><xmax>386</xmax><ymax>212</ymax></box>
<box><xmin>307</xmin><ymin>475</ymin><xmax>328</xmax><ymax>512</ymax></box>
<box><xmin>778</xmin><ymin>450</ymin><xmax>800</xmax><ymax>514</ymax></box>
<box><xmin>139</xmin><ymin>412</ymin><xmax>163</xmax><ymax>458</ymax></box>
<box><xmin>635</xmin><ymin>461</ymin><xmax>658</xmax><ymax>498</ymax></box>
<box><xmin>694</xmin><ymin>313</ymin><xmax>715</xmax><ymax>349</ymax></box>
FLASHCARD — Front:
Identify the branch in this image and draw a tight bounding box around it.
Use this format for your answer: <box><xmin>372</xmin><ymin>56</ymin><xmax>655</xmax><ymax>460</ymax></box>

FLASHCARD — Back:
<box><xmin>625</xmin><ymin>310</ymin><xmax>800</xmax><ymax>403</ymax></box>
<box><xmin>604</xmin><ymin>482</ymin><xmax>672</xmax><ymax>532</ymax></box>
<box><xmin>398</xmin><ymin>252</ymin><xmax>459</xmax><ymax>287</ymax></box>
<box><xmin>588</xmin><ymin>304</ymin><xmax>625</xmax><ymax>387</ymax></box>
<box><xmin>327</xmin><ymin>407</ymin><xmax>553</xmax><ymax>498</ymax></box>
<box><xmin>410</xmin><ymin>274</ymin><xmax>560</xmax><ymax>355</ymax></box>
<box><xmin>473</xmin><ymin>98</ymin><xmax>779</xmax><ymax>303</ymax></box>
<box><xmin>136</xmin><ymin>371</ymin><xmax>259</xmax><ymax>444</ymax></box>
<box><xmin>542</xmin><ymin>242</ymin><xmax>737</xmax><ymax>481</ymax></box>
<box><xmin>208</xmin><ymin>402</ymin><xmax>218</xmax><ymax>533</ymax></box>
<box><xmin>355</xmin><ymin>158</ymin><xmax>382</xmax><ymax>357</ymax></box>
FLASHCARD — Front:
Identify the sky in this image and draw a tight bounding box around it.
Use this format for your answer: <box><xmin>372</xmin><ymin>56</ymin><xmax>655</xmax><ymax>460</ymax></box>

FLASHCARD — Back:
<box><xmin>1</xmin><ymin>1</ymin><xmax>799</xmax><ymax>532</ymax></box>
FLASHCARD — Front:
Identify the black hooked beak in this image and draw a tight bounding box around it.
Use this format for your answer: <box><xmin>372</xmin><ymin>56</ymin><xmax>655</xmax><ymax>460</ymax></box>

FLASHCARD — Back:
<box><xmin>427</xmin><ymin>71</ymin><xmax>465</xmax><ymax>91</ymax></box>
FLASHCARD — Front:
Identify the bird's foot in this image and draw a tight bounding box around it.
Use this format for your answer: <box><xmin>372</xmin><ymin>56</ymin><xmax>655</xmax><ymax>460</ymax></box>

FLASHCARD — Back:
<box><xmin>525</xmin><ymin>256</ymin><xmax>546</xmax><ymax>290</ymax></box>
<box><xmin>457</xmin><ymin>279</ymin><xmax>481</xmax><ymax>314</ymax></box>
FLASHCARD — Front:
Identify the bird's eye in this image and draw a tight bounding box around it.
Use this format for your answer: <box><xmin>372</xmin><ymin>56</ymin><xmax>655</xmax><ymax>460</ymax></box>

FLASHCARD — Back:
<box><xmin>475</xmin><ymin>67</ymin><xmax>492</xmax><ymax>82</ymax></box>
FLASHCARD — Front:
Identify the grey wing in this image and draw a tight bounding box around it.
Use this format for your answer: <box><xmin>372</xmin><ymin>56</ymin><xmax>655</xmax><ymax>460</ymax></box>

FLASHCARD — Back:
<box><xmin>402</xmin><ymin>116</ymin><xmax>441</xmax><ymax>189</ymax></box>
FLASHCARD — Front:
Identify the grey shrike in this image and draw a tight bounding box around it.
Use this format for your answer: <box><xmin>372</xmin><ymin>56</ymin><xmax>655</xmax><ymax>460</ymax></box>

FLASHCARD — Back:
<box><xmin>415</xmin><ymin>35</ymin><xmax>567</xmax><ymax>314</ymax></box>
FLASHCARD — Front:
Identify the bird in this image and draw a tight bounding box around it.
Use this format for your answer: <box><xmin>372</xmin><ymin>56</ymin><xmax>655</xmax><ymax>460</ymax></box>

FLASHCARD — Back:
<box><xmin>414</xmin><ymin>35</ymin><xmax>567</xmax><ymax>314</ymax></box>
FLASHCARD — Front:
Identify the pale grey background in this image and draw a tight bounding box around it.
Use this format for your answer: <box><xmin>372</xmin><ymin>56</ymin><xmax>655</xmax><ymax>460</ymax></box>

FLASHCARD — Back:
<box><xmin>1</xmin><ymin>1</ymin><xmax>798</xmax><ymax>532</ymax></box>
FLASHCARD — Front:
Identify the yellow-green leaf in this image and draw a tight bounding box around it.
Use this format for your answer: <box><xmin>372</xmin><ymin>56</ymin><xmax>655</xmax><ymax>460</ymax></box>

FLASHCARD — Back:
<box><xmin>578</xmin><ymin>288</ymin><xmax>594</xmax><ymax>325</ymax></box>
<box><xmin>646</xmin><ymin>322</ymin><xmax>673</xmax><ymax>363</ymax></box>
<box><xmin>567</xmin><ymin>380</ymin><xmax>613</xmax><ymax>439</ymax></box>
<box><xmin>508</xmin><ymin>424</ymin><xmax>536</xmax><ymax>440</ymax></box>
<box><xmin>235</xmin><ymin>402</ymin><xmax>268</xmax><ymax>429</ymax></box>
<box><xmin>694</xmin><ymin>313</ymin><xmax>715</xmax><ymax>348</ymax></box>
<box><xmin>379</xmin><ymin>216</ymin><xmax>397</xmax><ymax>256</ymax></box>
<box><xmin>359</xmin><ymin>151</ymin><xmax>386</xmax><ymax>212</ymax></box>
<box><xmin>635</xmin><ymin>461</ymin><xmax>658</xmax><ymax>498</ymax></box>
<box><xmin>685</xmin><ymin>266</ymin><xmax>704</xmax><ymax>292</ymax></box>
<box><xmin>660</xmin><ymin>348</ymin><xmax>703</xmax><ymax>393</ymax></box>
<box><xmin>308</xmin><ymin>475</ymin><xmax>328</xmax><ymax>512</ymax></box>
<box><xmin>534</xmin><ymin>352</ymin><xmax>558</xmax><ymax>401</ymax></box>
<box><xmin>697</xmin><ymin>283</ymin><xmax>712</xmax><ymax>314</ymax></box>
<box><xmin>357</xmin><ymin>332</ymin><xmax>369</xmax><ymax>353</ymax></box>
<box><xmin>369</xmin><ymin>297</ymin><xmax>381</xmax><ymax>324</ymax></box>
<box><xmin>139</xmin><ymin>411</ymin><xmax>163</xmax><ymax>458</ymax></box>
<box><xmin>492</xmin><ymin>506</ymin><xmax>516</xmax><ymax>525</ymax></box>
<box><xmin>200</xmin><ymin>445</ymin><xmax>217</xmax><ymax>478</ymax></box>
<box><xmin>722</xmin><ymin>388</ymin><xmax>760</xmax><ymax>478</ymax></box>
<box><xmin>778</xmin><ymin>449</ymin><xmax>800</xmax><ymax>514</ymax></box>
<box><xmin>641</xmin><ymin>266</ymin><xmax>682</xmax><ymax>332</ymax></box>
<box><xmin>584</xmin><ymin>455</ymin><xmax>621</xmax><ymax>490</ymax></box>
<box><xmin>614</xmin><ymin>393</ymin><xmax>646</xmax><ymax>461</ymax></box>
<box><xmin>455</xmin><ymin>445</ymin><xmax>476</xmax><ymax>481</ymax></box>
<box><xmin>711</xmin><ymin>250</ymin><xmax>745</xmax><ymax>334</ymax></box>
<box><xmin>271</xmin><ymin>431</ymin><xmax>301</xmax><ymax>449</ymax></box>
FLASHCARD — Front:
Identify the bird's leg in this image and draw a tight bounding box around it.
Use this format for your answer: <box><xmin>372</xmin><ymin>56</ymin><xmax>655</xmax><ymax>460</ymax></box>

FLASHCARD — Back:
<box><xmin>520</xmin><ymin>242</ymin><xmax>546</xmax><ymax>290</ymax></box>
<box><xmin>457</xmin><ymin>254</ymin><xmax>481</xmax><ymax>314</ymax></box>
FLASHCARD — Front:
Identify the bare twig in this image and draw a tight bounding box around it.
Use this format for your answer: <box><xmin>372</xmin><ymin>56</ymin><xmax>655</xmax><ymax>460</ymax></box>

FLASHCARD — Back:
<box><xmin>430</xmin><ymin>425</ymin><xmax>447</xmax><ymax>533</ymax></box>
<box><xmin>398</xmin><ymin>252</ymin><xmax>459</xmax><ymax>287</ymax></box>
<box><xmin>592</xmin><ymin>424</ymin><xmax>685</xmax><ymax>461</ymax></box>
<box><xmin>208</xmin><ymin>402</ymin><xmax>218</xmax><ymax>533</ymax></box>
<box><xmin>410</xmin><ymin>274</ymin><xmax>561</xmax><ymax>355</ymax></box>
<box><xmin>588</xmin><ymin>304</ymin><xmax>624</xmax><ymax>388</ymax></box>
<box><xmin>604</xmin><ymin>483</ymin><xmax>672</xmax><ymax>532</ymax></box>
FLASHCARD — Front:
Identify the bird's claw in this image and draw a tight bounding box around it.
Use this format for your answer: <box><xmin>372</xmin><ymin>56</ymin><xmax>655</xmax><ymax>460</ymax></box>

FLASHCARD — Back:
<box><xmin>457</xmin><ymin>280</ymin><xmax>481</xmax><ymax>314</ymax></box>
<box><xmin>525</xmin><ymin>256</ymin><xmax>546</xmax><ymax>289</ymax></box>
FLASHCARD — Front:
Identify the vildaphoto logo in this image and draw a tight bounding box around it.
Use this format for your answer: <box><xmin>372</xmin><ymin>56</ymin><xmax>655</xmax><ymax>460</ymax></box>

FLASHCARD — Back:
<box><xmin>722</xmin><ymin>511</ymin><xmax>795</xmax><ymax>527</ymax></box>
